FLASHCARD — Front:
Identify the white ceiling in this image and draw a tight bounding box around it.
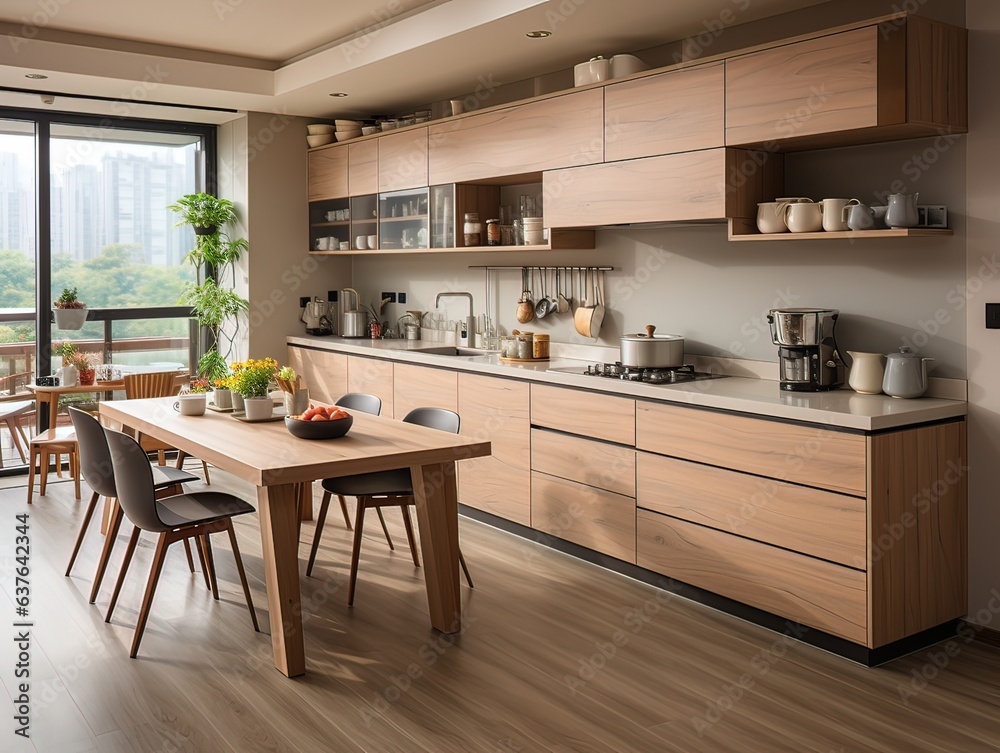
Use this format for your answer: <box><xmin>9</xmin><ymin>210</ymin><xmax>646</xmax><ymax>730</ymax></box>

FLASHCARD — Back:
<box><xmin>0</xmin><ymin>0</ymin><xmax>828</xmax><ymax>121</ymax></box>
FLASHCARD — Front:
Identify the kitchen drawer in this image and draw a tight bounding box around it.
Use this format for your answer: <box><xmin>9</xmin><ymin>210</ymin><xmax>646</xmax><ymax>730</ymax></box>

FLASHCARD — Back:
<box><xmin>531</xmin><ymin>429</ymin><xmax>635</xmax><ymax>497</ymax></box>
<box><xmin>637</xmin><ymin>509</ymin><xmax>867</xmax><ymax>644</ymax></box>
<box><xmin>532</xmin><ymin>472</ymin><xmax>636</xmax><ymax>563</ymax></box>
<box><xmin>393</xmin><ymin>363</ymin><xmax>457</xmax><ymax>417</ymax></box>
<box><xmin>636</xmin><ymin>401</ymin><xmax>866</xmax><ymax>497</ymax></box>
<box><xmin>346</xmin><ymin>356</ymin><xmax>393</xmax><ymax>418</ymax></box>
<box><xmin>637</xmin><ymin>452</ymin><xmax>866</xmax><ymax>568</ymax></box>
<box><xmin>531</xmin><ymin>384</ymin><xmax>634</xmax><ymax>446</ymax></box>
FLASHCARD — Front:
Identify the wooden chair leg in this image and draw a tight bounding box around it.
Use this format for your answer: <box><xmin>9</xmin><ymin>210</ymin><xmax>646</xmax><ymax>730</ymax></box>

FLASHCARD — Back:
<box><xmin>400</xmin><ymin>506</ymin><xmax>420</xmax><ymax>567</ymax></box>
<box><xmin>182</xmin><ymin>539</ymin><xmax>196</xmax><ymax>573</ymax></box>
<box><xmin>226</xmin><ymin>521</ymin><xmax>260</xmax><ymax>632</ymax></box>
<box><xmin>306</xmin><ymin>491</ymin><xmax>332</xmax><ymax>577</ymax></box>
<box><xmin>66</xmin><ymin>491</ymin><xmax>100</xmax><ymax>576</ymax></box>
<box><xmin>54</xmin><ymin>450</ymin><xmax>63</xmax><ymax>478</ymax></box>
<box><xmin>39</xmin><ymin>448</ymin><xmax>49</xmax><ymax>496</ymax></box>
<box><xmin>130</xmin><ymin>533</ymin><xmax>170</xmax><ymax>659</ymax></box>
<box><xmin>175</xmin><ymin>450</ymin><xmax>186</xmax><ymax>470</ymax></box>
<box><xmin>459</xmin><ymin>549</ymin><xmax>474</xmax><ymax>589</ymax></box>
<box><xmin>8</xmin><ymin>419</ymin><xmax>27</xmax><ymax>464</ymax></box>
<box><xmin>201</xmin><ymin>535</ymin><xmax>220</xmax><ymax>600</ymax></box>
<box><xmin>26</xmin><ymin>448</ymin><xmax>36</xmax><ymax>505</ymax></box>
<box><xmin>201</xmin><ymin>460</ymin><xmax>211</xmax><ymax>484</ymax></box>
<box><xmin>194</xmin><ymin>535</ymin><xmax>212</xmax><ymax>590</ymax></box>
<box><xmin>375</xmin><ymin>507</ymin><xmax>394</xmax><ymax>550</ymax></box>
<box><xmin>90</xmin><ymin>500</ymin><xmax>124</xmax><ymax>603</ymax></box>
<box><xmin>338</xmin><ymin>494</ymin><xmax>353</xmax><ymax>530</ymax></box>
<box><xmin>105</xmin><ymin>526</ymin><xmax>141</xmax><ymax>622</ymax></box>
<box><xmin>157</xmin><ymin>450</ymin><xmax>166</xmax><ymax>466</ymax></box>
<box><xmin>72</xmin><ymin>449</ymin><xmax>81</xmax><ymax>500</ymax></box>
<box><xmin>347</xmin><ymin>500</ymin><xmax>368</xmax><ymax>607</ymax></box>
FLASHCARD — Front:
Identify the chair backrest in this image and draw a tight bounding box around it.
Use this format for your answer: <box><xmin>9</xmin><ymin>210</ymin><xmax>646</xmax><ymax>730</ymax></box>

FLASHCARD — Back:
<box><xmin>103</xmin><ymin>427</ymin><xmax>168</xmax><ymax>532</ymax></box>
<box><xmin>336</xmin><ymin>392</ymin><xmax>382</xmax><ymax>416</ymax></box>
<box><xmin>68</xmin><ymin>406</ymin><xmax>117</xmax><ymax>498</ymax></box>
<box><xmin>402</xmin><ymin>407</ymin><xmax>460</xmax><ymax>435</ymax></box>
<box><xmin>123</xmin><ymin>371</ymin><xmax>182</xmax><ymax>399</ymax></box>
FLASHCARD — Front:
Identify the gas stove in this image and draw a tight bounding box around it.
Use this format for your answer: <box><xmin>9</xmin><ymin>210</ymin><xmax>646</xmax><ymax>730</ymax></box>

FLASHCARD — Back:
<box><xmin>548</xmin><ymin>362</ymin><xmax>725</xmax><ymax>385</ymax></box>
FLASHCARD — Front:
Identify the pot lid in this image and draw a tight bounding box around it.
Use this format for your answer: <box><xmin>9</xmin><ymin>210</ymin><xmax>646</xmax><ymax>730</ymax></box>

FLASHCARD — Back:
<box><xmin>887</xmin><ymin>346</ymin><xmax>921</xmax><ymax>360</ymax></box>
<box><xmin>621</xmin><ymin>325</ymin><xmax>684</xmax><ymax>342</ymax></box>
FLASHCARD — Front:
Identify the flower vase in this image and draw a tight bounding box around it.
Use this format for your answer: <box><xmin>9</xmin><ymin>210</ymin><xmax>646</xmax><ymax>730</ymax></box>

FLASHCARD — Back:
<box><xmin>232</xmin><ymin>392</ymin><xmax>245</xmax><ymax>413</ymax></box>
<box><xmin>243</xmin><ymin>396</ymin><xmax>273</xmax><ymax>421</ymax></box>
<box><xmin>78</xmin><ymin>368</ymin><xmax>96</xmax><ymax>386</ymax></box>
<box><xmin>213</xmin><ymin>388</ymin><xmax>233</xmax><ymax>409</ymax></box>
<box><xmin>283</xmin><ymin>389</ymin><xmax>309</xmax><ymax>416</ymax></box>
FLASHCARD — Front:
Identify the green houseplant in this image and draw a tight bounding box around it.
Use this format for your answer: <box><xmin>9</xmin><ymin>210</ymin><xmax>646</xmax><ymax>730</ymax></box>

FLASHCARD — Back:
<box><xmin>53</xmin><ymin>287</ymin><xmax>88</xmax><ymax>330</ymax></box>
<box><xmin>230</xmin><ymin>357</ymin><xmax>277</xmax><ymax>420</ymax></box>
<box><xmin>170</xmin><ymin>193</ymin><xmax>249</xmax><ymax>382</ymax></box>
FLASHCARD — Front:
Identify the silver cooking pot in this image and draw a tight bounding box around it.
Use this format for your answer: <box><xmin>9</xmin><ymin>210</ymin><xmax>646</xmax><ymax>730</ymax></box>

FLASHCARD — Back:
<box><xmin>620</xmin><ymin>325</ymin><xmax>685</xmax><ymax>369</ymax></box>
<box><xmin>768</xmin><ymin>308</ymin><xmax>839</xmax><ymax>346</ymax></box>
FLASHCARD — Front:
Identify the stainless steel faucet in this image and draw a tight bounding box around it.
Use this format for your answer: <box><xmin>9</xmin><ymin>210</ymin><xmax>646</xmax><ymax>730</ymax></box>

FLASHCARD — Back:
<box><xmin>435</xmin><ymin>292</ymin><xmax>475</xmax><ymax>346</ymax></box>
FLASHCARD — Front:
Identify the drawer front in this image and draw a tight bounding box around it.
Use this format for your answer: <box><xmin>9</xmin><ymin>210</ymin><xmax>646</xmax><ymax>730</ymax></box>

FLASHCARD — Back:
<box><xmin>378</xmin><ymin>128</ymin><xmax>428</xmax><ymax>192</ymax></box>
<box><xmin>459</xmin><ymin>374</ymin><xmax>531</xmax><ymax>526</ymax></box>
<box><xmin>605</xmin><ymin>62</ymin><xmax>725</xmax><ymax>161</ymax></box>
<box><xmin>346</xmin><ymin>356</ymin><xmax>393</xmax><ymax>418</ymax></box>
<box><xmin>348</xmin><ymin>140</ymin><xmax>379</xmax><ymax>196</ymax></box>
<box><xmin>532</xmin><ymin>472</ymin><xmax>636</xmax><ymax>563</ymax></box>
<box><xmin>428</xmin><ymin>89</ymin><xmax>604</xmax><ymax>184</ymax></box>
<box><xmin>637</xmin><ymin>509</ymin><xmax>867</xmax><ymax>643</ymax></box>
<box><xmin>286</xmin><ymin>346</ymin><xmax>348</xmax><ymax>404</ymax></box>
<box><xmin>637</xmin><ymin>452</ymin><xmax>866</xmax><ymax>568</ymax></box>
<box><xmin>725</xmin><ymin>26</ymin><xmax>879</xmax><ymax>146</ymax></box>
<box><xmin>636</xmin><ymin>401</ymin><xmax>866</xmax><ymax>496</ymax></box>
<box><xmin>392</xmin><ymin>363</ymin><xmax>457</xmax><ymax>418</ymax></box>
<box><xmin>532</xmin><ymin>429</ymin><xmax>635</xmax><ymax>497</ymax></box>
<box><xmin>544</xmin><ymin>149</ymin><xmax>730</xmax><ymax>227</ymax></box>
<box><xmin>531</xmin><ymin>384</ymin><xmax>635</xmax><ymax>446</ymax></box>
<box><xmin>307</xmin><ymin>146</ymin><xmax>349</xmax><ymax>200</ymax></box>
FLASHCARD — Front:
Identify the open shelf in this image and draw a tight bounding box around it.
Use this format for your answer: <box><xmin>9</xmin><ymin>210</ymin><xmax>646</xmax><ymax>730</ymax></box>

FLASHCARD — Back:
<box><xmin>728</xmin><ymin>219</ymin><xmax>954</xmax><ymax>242</ymax></box>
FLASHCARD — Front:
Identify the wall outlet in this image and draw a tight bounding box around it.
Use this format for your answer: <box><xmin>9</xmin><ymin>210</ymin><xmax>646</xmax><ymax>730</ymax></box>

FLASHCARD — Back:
<box><xmin>299</xmin><ymin>296</ymin><xmax>310</xmax><ymax>308</ymax></box>
<box><xmin>381</xmin><ymin>291</ymin><xmax>397</xmax><ymax>304</ymax></box>
<box><xmin>987</xmin><ymin>303</ymin><xmax>1000</xmax><ymax>329</ymax></box>
<box><xmin>398</xmin><ymin>292</ymin><xmax>407</xmax><ymax>304</ymax></box>
<box><xmin>327</xmin><ymin>290</ymin><xmax>338</xmax><ymax>302</ymax></box>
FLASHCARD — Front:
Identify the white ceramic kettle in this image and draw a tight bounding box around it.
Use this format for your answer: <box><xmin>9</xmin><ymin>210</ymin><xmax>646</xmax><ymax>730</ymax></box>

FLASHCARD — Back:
<box><xmin>847</xmin><ymin>351</ymin><xmax>885</xmax><ymax>394</ymax></box>
<box><xmin>882</xmin><ymin>346</ymin><xmax>934</xmax><ymax>398</ymax></box>
<box><xmin>886</xmin><ymin>192</ymin><xmax>920</xmax><ymax>228</ymax></box>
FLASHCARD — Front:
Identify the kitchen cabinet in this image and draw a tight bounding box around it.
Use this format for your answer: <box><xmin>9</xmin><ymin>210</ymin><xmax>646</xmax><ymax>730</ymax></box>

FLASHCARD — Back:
<box><xmin>286</xmin><ymin>346</ymin><xmax>348</xmax><ymax>404</ymax></box>
<box><xmin>346</xmin><ymin>356</ymin><xmax>394</xmax><ymax>418</ymax></box>
<box><xmin>428</xmin><ymin>89</ymin><xmax>604</xmax><ymax>184</ymax></box>
<box><xmin>348</xmin><ymin>140</ymin><xmax>379</xmax><ymax>196</ymax></box>
<box><xmin>458</xmin><ymin>374</ymin><xmax>531</xmax><ymax>526</ymax></box>
<box><xmin>532</xmin><ymin>472</ymin><xmax>636</xmax><ymax>563</ymax></box>
<box><xmin>604</xmin><ymin>62</ymin><xmax>725</xmax><ymax>161</ymax></box>
<box><xmin>393</xmin><ymin>363</ymin><xmax>458</xmax><ymax>418</ymax></box>
<box><xmin>307</xmin><ymin>145</ymin><xmax>349</xmax><ymax>201</ymax></box>
<box><xmin>530</xmin><ymin>384</ymin><xmax>634</xmax><ymax>445</ymax></box>
<box><xmin>725</xmin><ymin>17</ymin><xmax>967</xmax><ymax>149</ymax></box>
<box><xmin>531</xmin><ymin>429</ymin><xmax>636</xmax><ymax>498</ymax></box>
<box><xmin>378</xmin><ymin>128</ymin><xmax>428</xmax><ymax>192</ymax></box>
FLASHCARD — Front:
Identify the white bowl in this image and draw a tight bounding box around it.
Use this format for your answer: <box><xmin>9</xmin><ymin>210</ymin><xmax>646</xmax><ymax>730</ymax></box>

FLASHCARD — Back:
<box><xmin>307</xmin><ymin>124</ymin><xmax>335</xmax><ymax>135</ymax></box>
<box><xmin>610</xmin><ymin>54</ymin><xmax>649</xmax><ymax>78</ymax></box>
<box><xmin>335</xmin><ymin>131</ymin><xmax>360</xmax><ymax>142</ymax></box>
<box><xmin>306</xmin><ymin>134</ymin><xmax>335</xmax><ymax>148</ymax></box>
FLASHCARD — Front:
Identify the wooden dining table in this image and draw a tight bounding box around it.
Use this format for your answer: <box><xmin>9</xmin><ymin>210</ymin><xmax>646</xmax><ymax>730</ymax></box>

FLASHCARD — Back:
<box><xmin>100</xmin><ymin>397</ymin><xmax>490</xmax><ymax>677</ymax></box>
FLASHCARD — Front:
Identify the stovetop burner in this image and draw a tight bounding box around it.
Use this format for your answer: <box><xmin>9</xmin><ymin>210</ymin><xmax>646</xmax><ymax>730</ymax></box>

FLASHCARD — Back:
<box><xmin>579</xmin><ymin>362</ymin><xmax>723</xmax><ymax>384</ymax></box>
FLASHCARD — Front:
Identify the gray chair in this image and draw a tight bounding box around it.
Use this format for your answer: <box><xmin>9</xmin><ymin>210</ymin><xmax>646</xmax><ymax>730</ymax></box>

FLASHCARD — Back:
<box><xmin>102</xmin><ymin>427</ymin><xmax>259</xmax><ymax>658</ymax></box>
<box><xmin>307</xmin><ymin>407</ymin><xmax>474</xmax><ymax>606</ymax></box>
<box><xmin>67</xmin><ymin>407</ymin><xmax>202</xmax><ymax>604</ymax></box>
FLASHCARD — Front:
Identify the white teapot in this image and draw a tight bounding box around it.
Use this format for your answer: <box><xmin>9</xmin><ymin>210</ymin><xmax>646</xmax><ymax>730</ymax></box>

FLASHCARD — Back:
<box><xmin>882</xmin><ymin>346</ymin><xmax>933</xmax><ymax>398</ymax></box>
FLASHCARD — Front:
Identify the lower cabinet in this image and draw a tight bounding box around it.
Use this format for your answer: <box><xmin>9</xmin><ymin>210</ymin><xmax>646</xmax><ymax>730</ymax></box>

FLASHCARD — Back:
<box><xmin>393</xmin><ymin>363</ymin><xmax>458</xmax><ymax>417</ymax></box>
<box><xmin>286</xmin><ymin>345</ymin><xmax>348</xmax><ymax>404</ymax></box>
<box><xmin>347</xmin><ymin>355</ymin><xmax>394</xmax><ymax>418</ymax></box>
<box><xmin>458</xmin><ymin>373</ymin><xmax>531</xmax><ymax>526</ymax></box>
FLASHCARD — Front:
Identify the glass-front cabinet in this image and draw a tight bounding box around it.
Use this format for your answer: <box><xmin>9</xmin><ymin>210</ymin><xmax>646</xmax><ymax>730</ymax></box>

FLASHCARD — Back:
<box><xmin>377</xmin><ymin>185</ymin><xmax>455</xmax><ymax>251</ymax></box>
<box><xmin>351</xmin><ymin>194</ymin><xmax>378</xmax><ymax>250</ymax></box>
<box><xmin>309</xmin><ymin>197</ymin><xmax>350</xmax><ymax>252</ymax></box>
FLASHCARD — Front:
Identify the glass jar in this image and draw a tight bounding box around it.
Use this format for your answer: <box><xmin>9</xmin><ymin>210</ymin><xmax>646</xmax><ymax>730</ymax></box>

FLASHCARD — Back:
<box><xmin>532</xmin><ymin>333</ymin><xmax>550</xmax><ymax>359</ymax></box>
<box><xmin>486</xmin><ymin>218</ymin><xmax>501</xmax><ymax>245</ymax></box>
<box><xmin>516</xmin><ymin>333</ymin><xmax>534</xmax><ymax>360</ymax></box>
<box><xmin>500</xmin><ymin>336</ymin><xmax>516</xmax><ymax>358</ymax></box>
<box><xmin>463</xmin><ymin>212</ymin><xmax>482</xmax><ymax>246</ymax></box>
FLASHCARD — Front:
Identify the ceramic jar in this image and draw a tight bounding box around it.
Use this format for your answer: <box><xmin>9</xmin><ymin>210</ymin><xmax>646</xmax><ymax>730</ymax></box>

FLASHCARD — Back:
<box><xmin>847</xmin><ymin>351</ymin><xmax>886</xmax><ymax>394</ymax></box>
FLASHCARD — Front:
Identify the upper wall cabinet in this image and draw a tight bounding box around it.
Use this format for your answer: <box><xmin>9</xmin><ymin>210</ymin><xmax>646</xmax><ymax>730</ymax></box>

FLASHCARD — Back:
<box><xmin>605</xmin><ymin>62</ymin><xmax>725</xmax><ymax>161</ymax></box>
<box><xmin>378</xmin><ymin>127</ymin><xmax>429</xmax><ymax>193</ymax></box>
<box><xmin>428</xmin><ymin>89</ymin><xmax>605</xmax><ymax>184</ymax></box>
<box><xmin>725</xmin><ymin>17</ymin><xmax>967</xmax><ymax>149</ymax></box>
<box><xmin>307</xmin><ymin>145</ymin><xmax>349</xmax><ymax>201</ymax></box>
<box><xmin>348</xmin><ymin>140</ymin><xmax>379</xmax><ymax>196</ymax></box>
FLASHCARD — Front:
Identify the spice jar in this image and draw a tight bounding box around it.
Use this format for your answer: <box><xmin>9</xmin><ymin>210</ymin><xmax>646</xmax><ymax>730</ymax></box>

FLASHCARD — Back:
<box><xmin>500</xmin><ymin>336</ymin><xmax>516</xmax><ymax>358</ymax></box>
<box><xmin>486</xmin><ymin>219</ymin><xmax>501</xmax><ymax>245</ymax></box>
<box><xmin>463</xmin><ymin>212</ymin><xmax>482</xmax><ymax>246</ymax></box>
<box><xmin>532</xmin><ymin>333</ymin><xmax>550</xmax><ymax>359</ymax></box>
<box><xmin>516</xmin><ymin>333</ymin><xmax>534</xmax><ymax>360</ymax></box>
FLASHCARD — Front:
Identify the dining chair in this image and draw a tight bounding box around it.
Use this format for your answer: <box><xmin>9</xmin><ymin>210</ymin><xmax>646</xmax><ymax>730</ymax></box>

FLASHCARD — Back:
<box><xmin>102</xmin><ymin>427</ymin><xmax>259</xmax><ymax>658</ymax></box>
<box><xmin>66</xmin><ymin>407</ymin><xmax>203</xmax><ymax>604</ymax></box>
<box><xmin>26</xmin><ymin>426</ymin><xmax>80</xmax><ymax>504</ymax></box>
<box><xmin>306</xmin><ymin>406</ymin><xmax>474</xmax><ymax>606</ymax></box>
<box><xmin>123</xmin><ymin>372</ymin><xmax>212</xmax><ymax>482</ymax></box>
<box><xmin>0</xmin><ymin>399</ymin><xmax>32</xmax><ymax>467</ymax></box>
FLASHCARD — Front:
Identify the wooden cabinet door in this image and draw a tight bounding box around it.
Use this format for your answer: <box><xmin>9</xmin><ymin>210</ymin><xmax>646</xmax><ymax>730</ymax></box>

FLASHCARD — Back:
<box><xmin>378</xmin><ymin>128</ymin><xmax>428</xmax><ymax>192</ymax></box>
<box><xmin>458</xmin><ymin>374</ymin><xmax>530</xmax><ymax>526</ymax></box>
<box><xmin>544</xmin><ymin>148</ymin><xmax>731</xmax><ymax>227</ymax></box>
<box><xmin>348</xmin><ymin>140</ymin><xmax>378</xmax><ymax>196</ymax></box>
<box><xmin>428</xmin><ymin>89</ymin><xmax>604</xmax><ymax>184</ymax></box>
<box><xmin>725</xmin><ymin>26</ymin><xmax>879</xmax><ymax>146</ymax></box>
<box><xmin>307</xmin><ymin>145</ymin><xmax>349</xmax><ymax>200</ymax></box>
<box><xmin>605</xmin><ymin>62</ymin><xmax>725</xmax><ymax>161</ymax></box>
<box><xmin>392</xmin><ymin>363</ymin><xmax>457</xmax><ymax>418</ymax></box>
<box><xmin>346</xmin><ymin>356</ymin><xmax>393</xmax><ymax>418</ymax></box>
<box><xmin>286</xmin><ymin>346</ymin><xmax>348</xmax><ymax>404</ymax></box>
<box><xmin>530</xmin><ymin>384</ymin><xmax>634</xmax><ymax>446</ymax></box>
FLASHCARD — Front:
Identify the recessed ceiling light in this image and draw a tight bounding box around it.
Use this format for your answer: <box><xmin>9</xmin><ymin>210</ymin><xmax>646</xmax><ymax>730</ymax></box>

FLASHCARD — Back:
<box><xmin>329</xmin><ymin>92</ymin><xmax>348</xmax><ymax>97</ymax></box>
<box><xmin>25</xmin><ymin>73</ymin><xmax>48</xmax><ymax>79</ymax></box>
<box><xmin>526</xmin><ymin>30</ymin><xmax>551</xmax><ymax>38</ymax></box>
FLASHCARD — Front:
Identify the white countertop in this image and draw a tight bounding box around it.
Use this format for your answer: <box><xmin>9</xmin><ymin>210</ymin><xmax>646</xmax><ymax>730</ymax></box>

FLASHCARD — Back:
<box><xmin>287</xmin><ymin>335</ymin><xmax>968</xmax><ymax>431</ymax></box>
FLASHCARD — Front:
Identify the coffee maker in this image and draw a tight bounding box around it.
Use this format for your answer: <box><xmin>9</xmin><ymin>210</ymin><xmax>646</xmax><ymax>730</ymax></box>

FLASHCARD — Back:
<box><xmin>768</xmin><ymin>308</ymin><xmax>845</xmax><ymax>391</ymax></box>
<box><xmin>301</xmin><ymin>296</ymin><xmax>333</xmax><ymax>336</ymax></box>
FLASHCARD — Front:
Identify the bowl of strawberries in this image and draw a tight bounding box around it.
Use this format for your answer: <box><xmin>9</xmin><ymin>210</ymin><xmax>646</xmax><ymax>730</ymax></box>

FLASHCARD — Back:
<box><xmin>285</xmin><ymin>404</ymin><xmax>353</xmax><ymax>439</ymax></box>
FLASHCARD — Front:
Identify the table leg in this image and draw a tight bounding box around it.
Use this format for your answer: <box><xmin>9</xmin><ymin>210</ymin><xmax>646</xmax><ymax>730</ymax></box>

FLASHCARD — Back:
<box><xmin>410</xmin><ymin>461</ymin><xmax>461</xmax><ymax>634</ymax></box>
<box><xmin>298</xmin><ymin>481</ymin><xmax>314</xmax><ymax>522</ymax></box>
<box><xmin>257</xmin><ymin>483</ymin><xmax>305</xmax><ymax>677</ymax></box>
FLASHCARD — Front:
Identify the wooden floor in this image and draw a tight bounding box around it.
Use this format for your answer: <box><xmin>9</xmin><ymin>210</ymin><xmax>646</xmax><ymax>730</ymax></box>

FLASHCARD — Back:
<box><xmin>0</xmin><ymin>471</ymin><xmax>998</xmax><ymax>753</ymax></box>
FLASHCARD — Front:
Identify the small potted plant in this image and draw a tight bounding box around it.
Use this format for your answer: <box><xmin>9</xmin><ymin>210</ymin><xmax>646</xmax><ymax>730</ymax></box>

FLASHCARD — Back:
<box><xmin>54</xmin><ymin>342</ymin><xmax>79</xmax><ymax>385</ymax></box>
<box><xmin>71</xmin><ymin>351</ymin><xmax>97</xmax><ymax>386</ymax></box>
<box><xmin>53</xmin><ymin>287</ymin><xmax>88</xmax><ymax>330</ymax></box>
<box><xmin>188</xmin><ymin>377</ymin><xmax>212</xmax><ymax>394</ymax></box>
<box><xmin>275</xmin><ymin>365</ymin><xmax>308</xmax><ymax>416</ymax></box>
<box><xmin>212</xmin><ymin>375</ymin><xmax>233</xmax><ymax>410</ymax></box>
<box><xmin>167</xmin><ymin>193</ymin><xmax>237</xmax><ymax>236</ymax></box>
<box><xmin>231</xmin><ymin>357</ymin><xmax>277</xmax><ymax>420</ymax></box>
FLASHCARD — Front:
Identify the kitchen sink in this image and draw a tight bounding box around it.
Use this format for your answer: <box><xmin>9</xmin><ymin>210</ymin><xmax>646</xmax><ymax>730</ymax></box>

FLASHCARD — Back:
<box><xmin>415</xmin><ymin>346</ymin><xmax>497</xmax><ymax>358</ymax></box>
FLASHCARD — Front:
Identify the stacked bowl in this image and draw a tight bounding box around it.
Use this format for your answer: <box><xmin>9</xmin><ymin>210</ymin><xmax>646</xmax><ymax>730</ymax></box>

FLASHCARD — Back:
<box><xmin>335</xmin><ymin>119</ymin><xmax>363</xmax><ymax>142</ymax></box>
<box><xmin>306</xmin><ymin>124</ymin><xmax>335</xmax><ymax>148</ymax></box>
